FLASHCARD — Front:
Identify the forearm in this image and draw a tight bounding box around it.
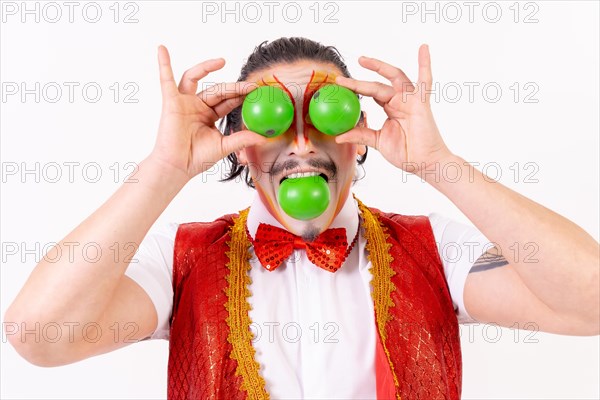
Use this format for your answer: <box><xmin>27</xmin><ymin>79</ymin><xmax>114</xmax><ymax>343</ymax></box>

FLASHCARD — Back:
<box><xmin>426</xmin><ymin>154</ymin><xmax>599</xmax><ymax>322</ymax></box>
<box><xmin>5</xmin><ymin>156</ymin><xmax>188</xmax><ymax>332</ymax></box>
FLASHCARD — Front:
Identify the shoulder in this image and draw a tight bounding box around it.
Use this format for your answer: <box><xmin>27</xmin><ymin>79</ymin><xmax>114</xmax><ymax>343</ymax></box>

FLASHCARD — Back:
<box><xmin>172</xmin><ymin>212</ymin><xmax>242</xmax><ymax>282</ymax></box>
<box><xmin>361</xmin><ymin>205</ymin><xmax>442</xmax><ymax>268</ymax></box>
<box><xmin>427</xmin><ymin>212</ymin><xmax>489</xmax><ymax>245</ymax></box>
<box><xmin>366</xmin><ymin>205</ymin><xmax>434</xmax><ymax>237</ymax></box>
<box><xmin>175</xmin><ymin>212</ymin><xmax>240</xmax><ymax>246</ymax></box>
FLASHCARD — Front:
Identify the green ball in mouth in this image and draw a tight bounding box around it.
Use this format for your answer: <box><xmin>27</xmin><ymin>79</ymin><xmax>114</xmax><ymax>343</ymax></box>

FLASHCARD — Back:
<box><xmin>278</xmin><ymin>175</ymin><xmax>330</xmax><ymax>220</ymax></box>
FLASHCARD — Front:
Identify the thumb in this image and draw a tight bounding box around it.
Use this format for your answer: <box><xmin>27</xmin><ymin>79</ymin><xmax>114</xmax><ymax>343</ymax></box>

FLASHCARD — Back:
<box><xmin>221</xmin><ymin>130</ymin><xmax>268</xmax><ymax>155</ymax></box>
<box><xmin>335</xmin><ymin>126</ymin><xmax>380</xmax><ymax>150</ymax></box>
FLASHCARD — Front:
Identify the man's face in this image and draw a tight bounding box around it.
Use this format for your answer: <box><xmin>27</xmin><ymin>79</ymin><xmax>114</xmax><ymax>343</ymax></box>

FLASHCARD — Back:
<box><xmin>236</xmin><ymin>60</ymin><xmax>367</xmax><ymax>241</ymax></box>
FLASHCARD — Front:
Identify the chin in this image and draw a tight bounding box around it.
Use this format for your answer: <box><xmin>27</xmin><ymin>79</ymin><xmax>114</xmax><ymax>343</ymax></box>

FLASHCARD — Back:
<box><xmin>279</xmin><ymin>202</ymin><xmax>337</xmax><ymax>240</ymax></box>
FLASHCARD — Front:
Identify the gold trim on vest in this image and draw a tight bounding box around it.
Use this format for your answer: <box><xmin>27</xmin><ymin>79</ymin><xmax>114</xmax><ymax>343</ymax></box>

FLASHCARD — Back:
<box><xmin>224</xmin><ymin>208</ymin><xmax>269</xmax><ymax>399</ymax></box>
<box><xmin>355</xmin><ymin>195</ymin><xmax>402</xmax><ymax>400</ymax></box>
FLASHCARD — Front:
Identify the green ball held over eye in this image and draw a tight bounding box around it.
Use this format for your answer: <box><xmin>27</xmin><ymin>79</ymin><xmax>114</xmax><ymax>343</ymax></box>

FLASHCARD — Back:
<box><xmin>242</xmin><ymin>85</ymin><xmax>294</xmax><ymax>137</ymax></box>
<box><xmin>309</xmin><ymin>84</ymin><xmax>361</xmax><ymax>136</ymax></box>
<box><xmin>278</xmin><ymin>175</ymin><xmax>330</xmax><ymax>221</ymax></box>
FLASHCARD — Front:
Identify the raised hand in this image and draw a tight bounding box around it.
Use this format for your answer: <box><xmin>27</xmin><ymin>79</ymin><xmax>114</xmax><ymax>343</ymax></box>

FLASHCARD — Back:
<box><xmin>334</xmin><ymin>44</ymin><xmax>453</xmax><ymax>177</ymax></box>
<box><xmin>150</xmin><ymin>45</ymin><xmax>267</xmax><ymax>181</ymax></box>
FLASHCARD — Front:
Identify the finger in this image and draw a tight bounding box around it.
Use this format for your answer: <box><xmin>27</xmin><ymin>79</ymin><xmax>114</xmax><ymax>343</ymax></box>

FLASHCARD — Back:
<box><xmin>158</xmin><ymin>45</ymin><xmax>179</xmax><ymax>99</ymax></box>
<box><xmin>358</xmin><ymin>56</ymin><xmax>415</xmax><ymax>93</ymax></box>
<box><xmin>221</xmin><ymin>129</ymin><xmax>268</xmax><ymax>155</ymax></box>
<box><xmin>417</xmin><ymin>44</ymin><xmax>433</xmax><ymax>103</ymax></box>
<box><xmin>334</xmin><ymin>126</ymin><xmax>381</xmax><ymax>150</ymax></box>
<box><xmin>335</xmin><ymin>76</ymin><xmax>395</xmax><ymax>104</ymax></box>
<box><xmin>382</xmin><ymin>102</ymin><xmax>410</xmax><ymax>120</ymax></box>
<box><xmin>213</xmin><ymin>96</ymin><xmax>244</xmax><ymax>119</ymax></box>
<box><xmin>178</xmin><ymin>58</ymin><xmax>226</xmax><ymax>95</ymax></box>
<box><xmin>198</xmin><ymin>81</ymin><xmax>258</xmax><ymax>107</ymax></box>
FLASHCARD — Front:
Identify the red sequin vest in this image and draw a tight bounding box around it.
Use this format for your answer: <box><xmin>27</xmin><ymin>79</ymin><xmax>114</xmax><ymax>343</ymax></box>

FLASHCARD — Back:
<box><xmin>168</xmin><ymin>204</ymin><xmax>462</xmax><ymax>399</ymax></box>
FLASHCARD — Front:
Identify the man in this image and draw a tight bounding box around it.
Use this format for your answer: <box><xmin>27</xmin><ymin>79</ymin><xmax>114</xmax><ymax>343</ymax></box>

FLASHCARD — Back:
<box><xmin>5</xmin><ymin>37</ymin><xmax>599</xmax><ymax>399</ymax></box>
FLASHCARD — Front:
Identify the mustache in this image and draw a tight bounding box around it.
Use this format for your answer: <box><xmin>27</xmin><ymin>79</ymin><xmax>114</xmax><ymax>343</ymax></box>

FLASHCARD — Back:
<box><xmin>269</xmin><ymin>158</ymin><xmax>337</xmax><ymax>179</ymax></box>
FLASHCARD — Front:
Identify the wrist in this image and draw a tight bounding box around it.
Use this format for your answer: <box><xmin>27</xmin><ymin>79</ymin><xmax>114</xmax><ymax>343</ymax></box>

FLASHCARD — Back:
<box><xmin>419</xmin><ymin>153</ymin><xmax>466</xmax><ymax>189</ymax></box>
<box><xmin>136</xmin><ymin>156</ymin><xmax>190</xmax><ymax>194</ymax></box>
<box><xmin>143</xmin><ymin>154</ymin><xmax>190</xmax><ymax>186</ymax></box>
<box><xmin>417</xmin><ymin>151</ymin><xmax>460</xmax><ymax>180</ymax></box>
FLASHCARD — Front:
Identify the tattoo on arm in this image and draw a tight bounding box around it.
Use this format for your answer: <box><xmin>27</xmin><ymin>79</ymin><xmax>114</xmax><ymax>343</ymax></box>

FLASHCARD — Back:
<box><xmin>470</xmin><ymin>248</ymin><xmax>509</xmax><ymax>273</ymax></box>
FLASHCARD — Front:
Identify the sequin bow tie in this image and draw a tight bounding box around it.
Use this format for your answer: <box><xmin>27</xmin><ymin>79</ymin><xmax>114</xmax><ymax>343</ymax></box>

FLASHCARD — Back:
<box><xmin>250</xmin><ymin>223</ymin><xmax>357</xmax><ymax>273</ymax></box>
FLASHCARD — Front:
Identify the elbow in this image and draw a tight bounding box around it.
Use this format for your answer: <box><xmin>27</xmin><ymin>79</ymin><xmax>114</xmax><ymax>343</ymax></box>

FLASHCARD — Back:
<box><xmin>3</xmin><ymin>309</ymin><xmax>71</xmax><ymax>367</ymax></box>
<box><xmin>9</xmin><ymin>341</ymin><xmax>63</xmax><ymax>368</ymax></box>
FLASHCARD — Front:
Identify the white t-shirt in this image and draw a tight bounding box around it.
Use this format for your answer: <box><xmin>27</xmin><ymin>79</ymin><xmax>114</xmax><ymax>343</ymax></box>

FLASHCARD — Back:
<box><xmin>125</xmin><ymin>193</ymin><xmax>490</xmax><ymax>398</ymax></box>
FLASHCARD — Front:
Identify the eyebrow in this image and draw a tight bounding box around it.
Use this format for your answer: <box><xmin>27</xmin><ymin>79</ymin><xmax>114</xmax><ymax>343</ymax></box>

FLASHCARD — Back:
<box><xmin>272</xmin><ymin>74</ymin><xmax>296</xmax><ymax>109</ymax></box>
<box><xmin>256</xmin><ymin>69</ymin><xmax>338</xmax><ymax>108</ymax></box>
<box><xmin>303</xmin><ymin>70</ymin><xmax>332</xmax><ymax>121</ymax></box>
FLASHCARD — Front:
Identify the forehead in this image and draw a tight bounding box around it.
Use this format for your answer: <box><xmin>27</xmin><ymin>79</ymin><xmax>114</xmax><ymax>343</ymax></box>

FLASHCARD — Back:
<box><xmin>246</xmin><ymin>60</ymin><xmax>342</xmax><ymax>100</ymax></box>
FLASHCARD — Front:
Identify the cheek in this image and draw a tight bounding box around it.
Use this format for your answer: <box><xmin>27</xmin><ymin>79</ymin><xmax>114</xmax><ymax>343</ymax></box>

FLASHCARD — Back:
<box><xmin>245</xmin><ymin>148</ymin><xmax>266</xmax><ymax>179</ymax></box>
<box><xmin>336</xmin><ymin>145</ymin><xmax>359</xmax><ymax>181</ymax></box>
<box><xmin>337</xmin><ymin>144</ymin><xmax>358</xmax><ymax>167</ymax></box>
<box><xmin>244</xmin><ymin>141</ymin><xmax>285</xmax><ymax>179</ymax></box>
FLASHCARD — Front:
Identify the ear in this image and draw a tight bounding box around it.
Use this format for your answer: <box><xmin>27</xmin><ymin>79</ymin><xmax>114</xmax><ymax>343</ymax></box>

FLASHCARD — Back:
<box><xmin>357</xmin><ymin>111</ymin><xmax>368</xmax><ymax>156</ymax></box>
<box><xmin>236</xmin><ymin>148</ymin><xmax>248</xmax><ymax>166</ymax></box>
<box><xmin>359</xmin><ymin>110</ymin><xmax>368</xmax><ymax>128</ymax></box>
<box><xmin>357</xmin><ymin>144</ymin><xmax>367</xmax><ymax>156</ymax></box>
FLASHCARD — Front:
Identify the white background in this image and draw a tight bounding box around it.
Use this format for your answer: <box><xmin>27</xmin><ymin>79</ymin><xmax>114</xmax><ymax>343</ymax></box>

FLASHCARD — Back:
<box><xmin>1</xmin><ymin>0</ymin><xmax>598</xmax><ymax>398</ymax></box>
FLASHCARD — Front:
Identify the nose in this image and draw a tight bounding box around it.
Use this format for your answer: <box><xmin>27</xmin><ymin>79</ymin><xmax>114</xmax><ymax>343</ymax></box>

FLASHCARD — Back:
<box><xmin>287</xmin><ymin>123</ymin><xmax>316</xmax><ymax>157</ymax></box>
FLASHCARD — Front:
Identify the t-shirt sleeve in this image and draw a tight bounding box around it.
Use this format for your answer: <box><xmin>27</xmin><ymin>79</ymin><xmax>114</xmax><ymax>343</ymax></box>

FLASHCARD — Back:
<box><xmin>124</xmin><ymin>222</ymin><xmax>177</xmax><ymax>340</ymax></box>
<box><xmin>428</xmin><ymin>213</ymin><xmax>492</xmax><ymax>324</ymax></box>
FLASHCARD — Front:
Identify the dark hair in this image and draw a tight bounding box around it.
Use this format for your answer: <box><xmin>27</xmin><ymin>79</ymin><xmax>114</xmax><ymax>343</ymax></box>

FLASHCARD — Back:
<box><xmin>218</xmin><ymin>37</ymin><xmax>368</xmax><ymax>188</ymax></box>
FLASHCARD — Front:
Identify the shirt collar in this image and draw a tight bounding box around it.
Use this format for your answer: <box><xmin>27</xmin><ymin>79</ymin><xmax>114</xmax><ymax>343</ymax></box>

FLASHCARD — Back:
<box><xmin>246</xmin><ymin>191</ymin><xmax>359</xmax><ymax>245</ymax></box>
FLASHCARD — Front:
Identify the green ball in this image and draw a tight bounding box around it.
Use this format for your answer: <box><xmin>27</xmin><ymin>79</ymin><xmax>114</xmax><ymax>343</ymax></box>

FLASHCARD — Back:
<box><xmin>278</xmin><ymin>175</ymin><xmax>330</xmax><ymax>221</ymax></box>
<box><xmin>242</xmin><ymin>85</ymin><xmax>294</xmax><ymax>137</ymax></box>
<box><xmin>309</xmin><ymin>84</ymin><xmax>361</xmax><ymax>136</ymax></box>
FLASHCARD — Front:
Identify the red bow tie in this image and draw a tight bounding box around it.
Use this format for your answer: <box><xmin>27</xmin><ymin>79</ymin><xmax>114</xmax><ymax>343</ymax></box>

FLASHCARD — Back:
<box><xmin>249</xmin><ymin>223</ymin><xmax>358</xmax><ymax>272</ymax></box>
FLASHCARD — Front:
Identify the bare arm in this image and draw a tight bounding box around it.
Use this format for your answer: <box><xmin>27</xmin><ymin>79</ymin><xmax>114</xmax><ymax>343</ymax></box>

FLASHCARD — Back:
<box><xmin>4</xmin><ymin>46</ymin><xmax>266</xmax><ymax>366</ymax></box>
<box><xmin>4</xmin><ymin>158</ymin><xmax>186</xmax><ymax>366</ymax></box>
<box><xmin>335</xmin><ymin>45</ymin><xmax>599</xmax><ymax>335</ymax></box>
<box><xmin>428</xmin><ymin>157</ymin><xmax>600</xmax><ymax>335</ymax></box>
